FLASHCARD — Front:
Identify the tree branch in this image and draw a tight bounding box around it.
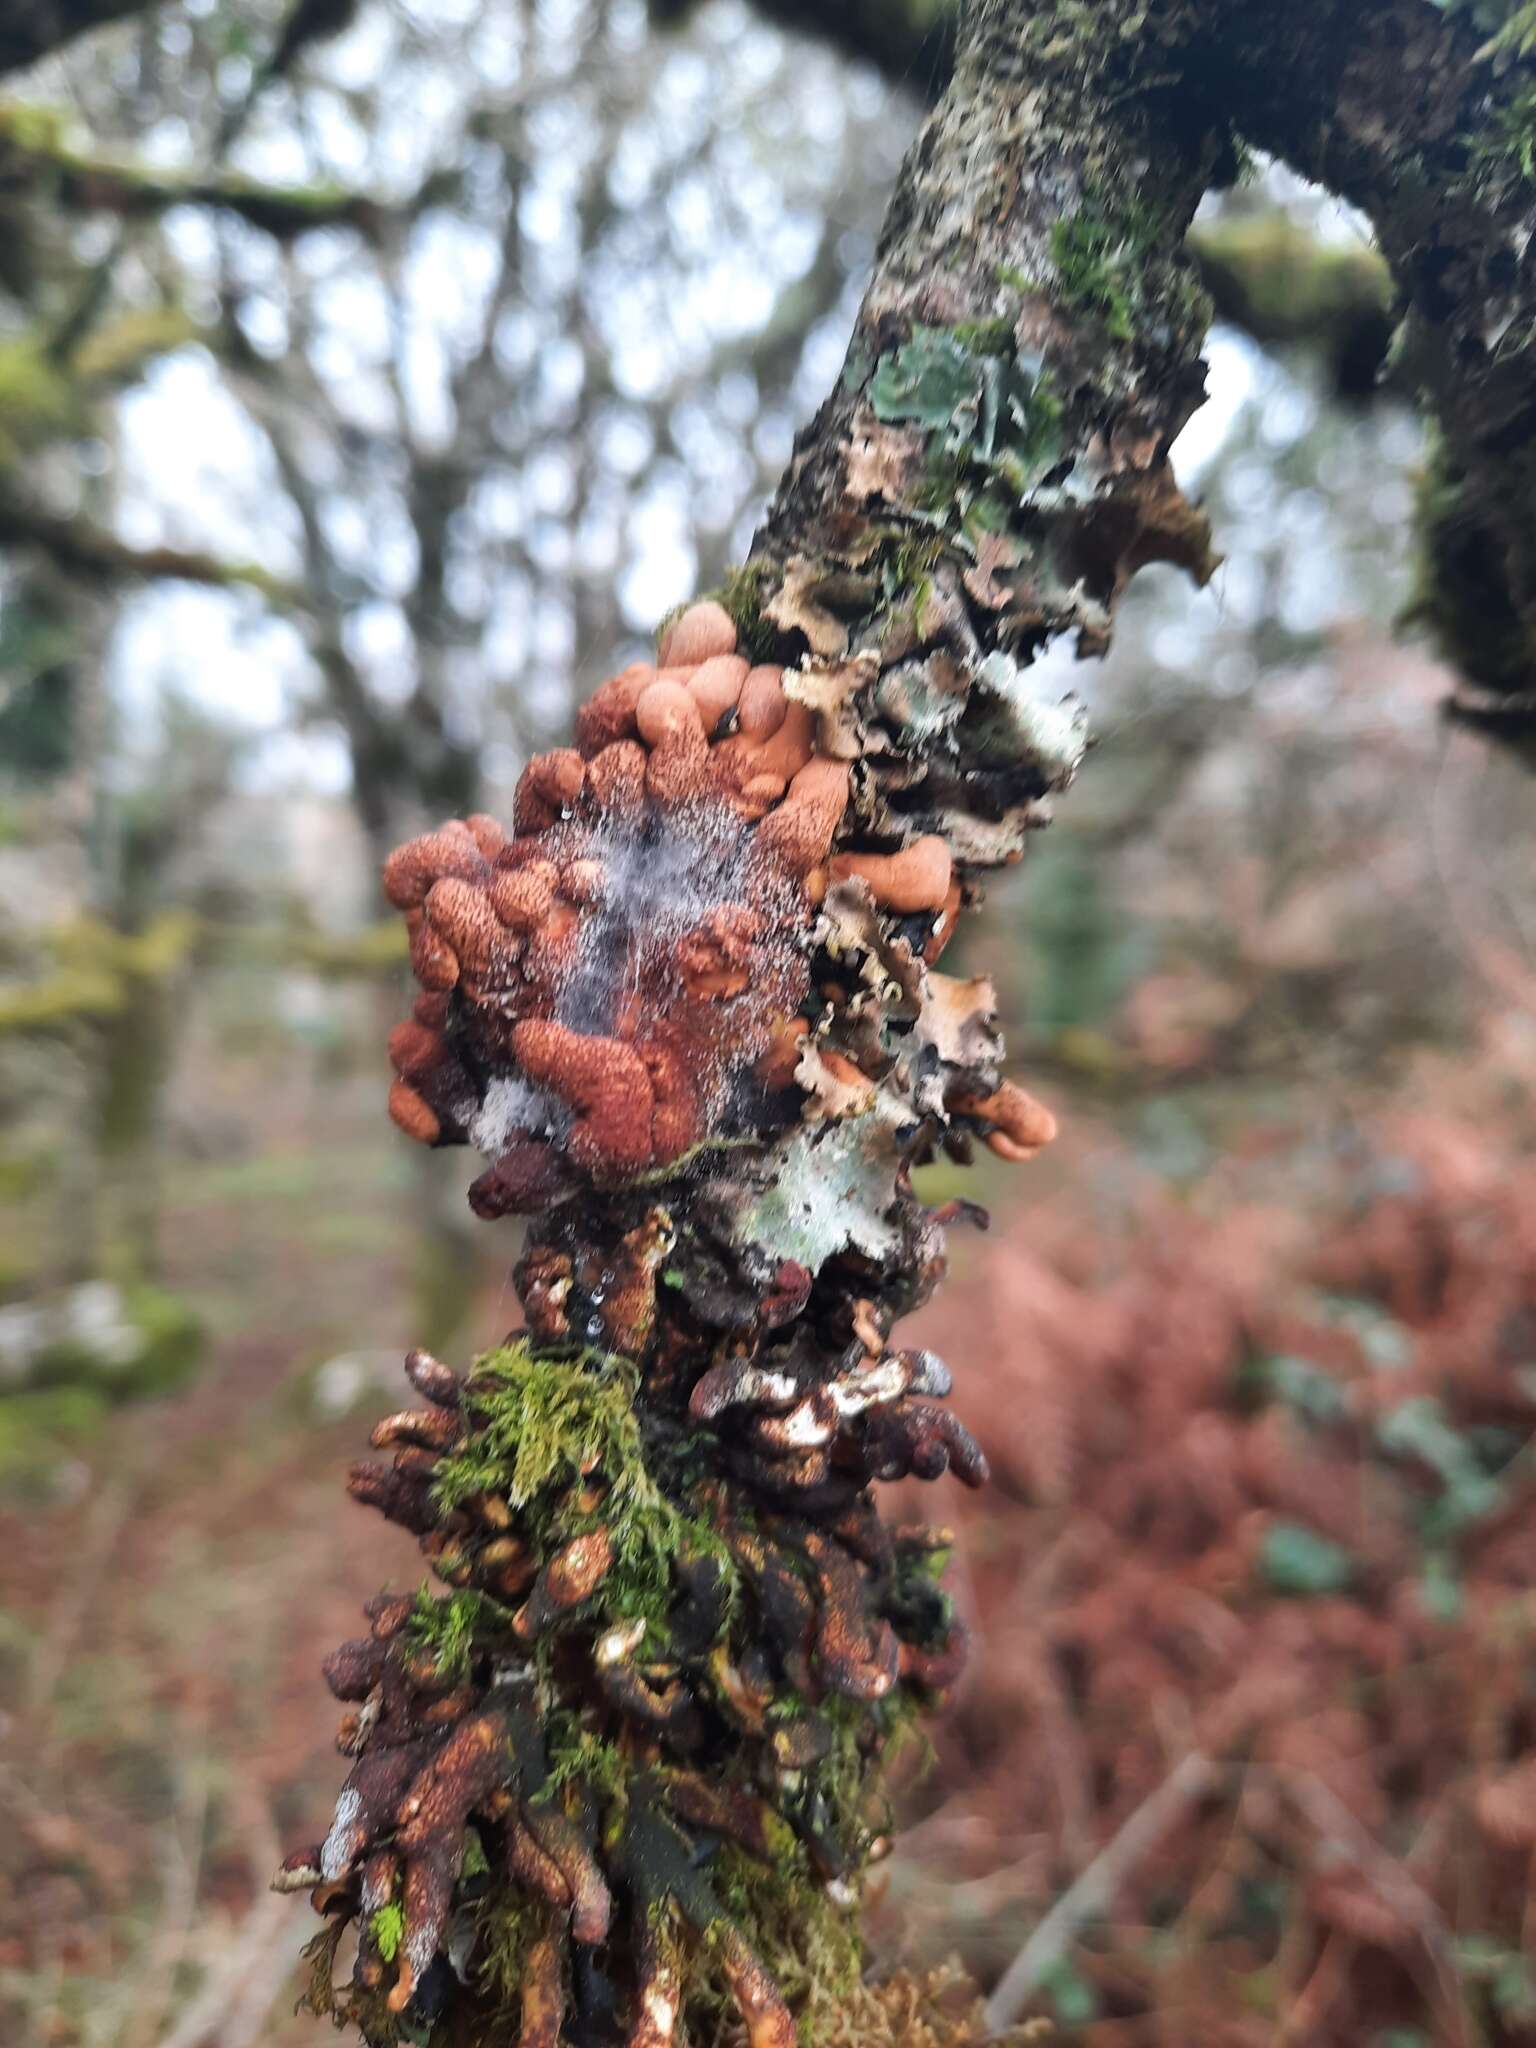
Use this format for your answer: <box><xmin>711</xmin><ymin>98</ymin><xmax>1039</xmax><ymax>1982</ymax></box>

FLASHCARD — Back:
<box><xmin>1189</xmin><ymin>213</ymin><xmax>1394</xmax><ymax>398</ymax></box>
<box><xmin>1193</xmin><ymin>0</ymin><xmax>1536</xmax><ymax>734</ymax></box>
<box><xmin>659</xmin><ymin>0</ymin><xmax>957</xmax><ymax>102</ymax></box>
<box><xmin>0</xmin><ymin>489</ymin><xmax>298</xmax><ymax>597</ymax></box>
<box><xmin>0</xmin><ymin>107</ymin><xmax>430</xmax><ymax>241</ymax></box>
<box><xmin>280</xmin><ymin>6</ymin><xmax>1535</xmax><ymax>2040</ymax></box>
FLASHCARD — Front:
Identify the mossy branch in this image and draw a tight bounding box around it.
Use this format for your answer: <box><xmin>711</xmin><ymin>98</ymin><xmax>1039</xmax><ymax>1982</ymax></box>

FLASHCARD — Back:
<box><xmin>1188</xmin><ymin>213</ymin><xmax>1395</xmax><ymax>398</ymax></box>
<box><xmin>0</xmin><ymin>105</ymin><xmax>397</xmax><ymax>241</ymax></box>
<box><xmin>0</xmin><ymin>490</ymin><xmax>300</xmax><ymax>599</ymax></box>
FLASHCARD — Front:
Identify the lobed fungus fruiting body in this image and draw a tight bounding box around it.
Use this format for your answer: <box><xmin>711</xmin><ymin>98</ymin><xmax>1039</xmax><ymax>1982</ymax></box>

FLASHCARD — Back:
<box><xmin>291</xmin><ymin>603</ymin><xmax>1074</xmax><ymax>2046</ymax></box>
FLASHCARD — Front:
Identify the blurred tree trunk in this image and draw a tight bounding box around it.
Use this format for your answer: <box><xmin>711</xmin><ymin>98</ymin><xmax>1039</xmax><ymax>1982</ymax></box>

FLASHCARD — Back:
<box><xmin>0</xmin><ymin>0</ymin><xmax>156</xmax><ymax>76</ymax></box>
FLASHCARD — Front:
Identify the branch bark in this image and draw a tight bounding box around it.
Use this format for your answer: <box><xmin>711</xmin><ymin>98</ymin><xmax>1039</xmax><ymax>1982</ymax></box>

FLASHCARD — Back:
<box><xmin>0</xmin><ymin>489</ymin><xmax>298</xmax><ymax>598</ymax></box>
<box><xmin>741</xmin><ymin>0</ymin><xmax>1536</xmax><ymax>743</ymax></box>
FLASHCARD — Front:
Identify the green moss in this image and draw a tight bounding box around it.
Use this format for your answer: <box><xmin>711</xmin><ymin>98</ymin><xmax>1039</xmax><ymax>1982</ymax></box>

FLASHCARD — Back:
<box><xmin>0</xmin><ymin>102</ymin><xmax>72</xmax><ymax>154</ymax></box>
<box><xmin>948</xmin><ymin>315</ymin><xmax>1015</xmax><ymax>355</ymax></box>
<box><xmin>404</xmin><ymin>1584</ymin><xmax>511</xmax><ymax>1681</ymax></box>
<box><xmin>993</xmin><ymin>261</ymin><xmax>1036</xmax><ymax>293</ymax></box>
<box><xmin>1049</xmin><ymin>194</ymin><xmax>1184</xmax><ymax>345</ymax></box>
<box><xmin>432</xmin><ymin>1342</ymin><xmax>647</xmax><ymax>1514</ymax></box>
<box><xmin>0</xmin><ymin>336</ymin><xmax>79</xmax><ymax>461</ymax></box>
<box><xmin>875</xmin><ymin>529</ymin><xmax>945</xmax><ymax>634</ymax></box>
<box><xmin>1438</xmin><ymin>0</ymin><xmax>1536</xmax><ymax>57</ymax></box>
<box><xmin>1468</xmin><ymin>78</ymin><xmax>1536</xmax><ymax>185</ymax></box>
<box><xmin>292</xmin><ymin>917</ymin><xmax>409</xmax><ymax>978</ymax></box>
<box><xmin>0</xmin><ymin>914</ymin><xmax>199</xmax><ymax>1039</ymax></box>
<box><xmin>709</xmin><ymin>560</ymin><xmax>779</xmax><ymax>664</ymax></box>
<box><xmin>691</xmin><ymin>1843</ymin><xmax>862</xmax><ymax>2046</ymax></box>
<box><xmin>369</xmin><ymin>1902</ymin><xmax>405</xmax><ymax>1964</ymax></box>
<box><xmin>0</xmin><ymin>965</ymin><xmax>123</xmax><ymax>1035</ymax></box>
<box><xmin>297</xmin><ymin>1917</ymin><xmax>402</xmax><ymax>2044</ymax></box>
<box><xmin>52</xmin><ymin>910</ymin><xmax>199</xmax><ymax>982</ymax></box>
<box><xmin>430</xmin><ymin>1341</ymin><xmax>736</xmax><ymax>1646</ymax></box>
<box><xmin>1051</xmin><ymin>213</ymin><xmax>1138</xmax><ymax>340</ymax></box>
<box><xmin>474</xmin><ymin>1885</ymin><xmax>545</xmax><ymax>2011</ymax></box>
<box><xmin>0</xmin><ymin>1385</ymin><xmax>105</xmax><ymax>1480</ymax></box>
<box><xmin>543</xmin><ymin>1712</ymin><xmax>629</xmax><ymax>1801</ymax></box>
<box><xmin>1188</xmin><ymin>213</ymin><xmax>1392</xmax><ymax>368</ymax></box>
<box><xmin>73</xmin><ymin>307</ymin><xmax>201</xmax><ymax>386</ymax></box>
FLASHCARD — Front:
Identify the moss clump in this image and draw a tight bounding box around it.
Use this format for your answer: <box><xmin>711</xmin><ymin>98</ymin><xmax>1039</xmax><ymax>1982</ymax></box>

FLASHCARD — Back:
<box><xmin>432</xmin><ymin>1343</ymin><xmax>646</xmax><ymax>1513</ymax></box>
<box><xmin>1467</xmin><ymin>77</ymin><xmax>1536</xmax><ymax>187</ymax></box>
<box><xmin>542</xmin><ymin>1711</ymin><xmax>629</xmax><ymax>1800</ymax></box>
<box><xmin>1051</xmin><ymin>212</ymin><xmax>1138</xmax><ymax>340</ymax></box>
<box><xmin>694</xmin><ymin>1844</ymin><xmax>863</xmax><ymax>2045</ymax></box>
<box><xmin>473</xmin><ymin>1885</ymin><xmax>547</xmax><ymax>2013</ymax></box>
<box><xmin>1442</xmin><ymin>0</ymin><xmax>1536</xmax><ymax>58</ymax></box>
<box><xmin>428</xmin><ymin>1340</ymin><xmax>735</xmax><ymax>1645</ymax></box>
<box><xmin>368</xmin><ymin>1902</ymin><xmax>404</xmax><ymax>1964</ymax></box>
<box><xmin>1190</xmin><ymin>214</ymin><xmax>1391</xmax><ymax>340</ymax></box>
<box><xmin>297</xmin><ymin>1917</ymin><xmax>403</xmax><ymax>2045</ymax></box>
<box><xmin>0</xmin><ymin>337</ymin><xmax>79</xmax><ymax>462</ymax></box>
<box><xmin>72</xmin><ymin>306</ymin><xmax>201</xmax><ymax>385</ymax></box>
<box><xmin>1050</xmin><ymin>191</ymin><xmax>1186</xmax><ymax>346</ymax></box>
<box><xmin>710</xmin><ymin>561</ymin><xmax>779</xmax><ymax>663</ymax></box>
<box><xmin>430</xmin><ymin>1335</ymin><xmax>651</xmax><ymax>1515</ymax></box>
<box><xmin>403</xmin><ymin>1584</ymin><xmax>510</xmax><ymax>1680</ymax></box>
<box><xmin>817</xmin><ymin>1963</ymin><xmax>1022</xmax><ymax>2048</ymax></box>
<box><xmin>0</xmin><ymin>965</ymin><xmax>123</xmax><ymax>1035</ymax></box>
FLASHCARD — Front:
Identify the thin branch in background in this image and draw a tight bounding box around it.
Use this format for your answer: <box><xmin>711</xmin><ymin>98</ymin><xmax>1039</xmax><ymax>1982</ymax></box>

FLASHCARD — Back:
<box><xmin>984</xmin><ymin>1754</ymin><xmax>1224</xmax><ymax>2030</ymax></box>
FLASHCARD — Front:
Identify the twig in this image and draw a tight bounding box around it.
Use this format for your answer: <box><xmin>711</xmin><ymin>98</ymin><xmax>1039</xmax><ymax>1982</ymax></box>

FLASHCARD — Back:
<box><xmin>153</xmin><ymin>1890</ymin><xmax>299</xmax><ymax>2048</ymax></box>
<box><xmin>984</xmin><ymin>1752</ymin><xmax>1222</xmax><ymax>2030</ymax></box>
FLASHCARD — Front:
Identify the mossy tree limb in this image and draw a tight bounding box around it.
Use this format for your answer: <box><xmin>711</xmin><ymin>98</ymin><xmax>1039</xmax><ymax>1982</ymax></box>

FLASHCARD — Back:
<box><xmin>0</xmin><ymin>108</ymin><xmax>401</xmax><ymax>241</ymax></box>
<box><xmin>1193</xmin><ymin>0</ymin><xmax>1536</xmax><ymax>733</ymax></box>
<box><xmin>1188</xmin><ymin>214</ymin><xmax>1396</xmax><ymax>399</ymax></box>
<box><xmin>0</xmin><ymin>490</ymin><xmax>301</xmax><ymax>597</ymax></box>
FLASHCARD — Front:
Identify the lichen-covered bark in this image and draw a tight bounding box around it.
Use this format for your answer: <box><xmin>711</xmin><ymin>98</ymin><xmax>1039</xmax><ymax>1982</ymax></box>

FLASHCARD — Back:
<box><xmin>768</xmin><ymin>0</ymin><xmax>1536</xmax><ymax>746</ymax></box>
<box><xmin>751</xmin><ymin>0</ymin><xmax>1223</xmax><ymax>731</ymax></box>
<box><xmin>285</xmin><ymin>5</ymin><xmax>1531</xmax><ymax>2046</ymax></box>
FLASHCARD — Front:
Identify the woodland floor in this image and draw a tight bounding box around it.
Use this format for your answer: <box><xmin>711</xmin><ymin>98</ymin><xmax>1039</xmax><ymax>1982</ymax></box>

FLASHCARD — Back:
<box><xmin>2</xmin><ymin>952</ymin><xmax>1533</xmax><ymax>2048</ymax></box>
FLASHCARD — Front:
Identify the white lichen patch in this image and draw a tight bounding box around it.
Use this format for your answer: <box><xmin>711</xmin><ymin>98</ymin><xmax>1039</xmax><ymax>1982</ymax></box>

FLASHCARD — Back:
<box><xmin>971</xmin><ymin>648</ymin><xmax>1089</xmax><ymax>784</ymax></box>
<box><xmin>468</xmin><ymin>1075</ymin><xmax>572</xmax><ymax>1159</ymax></box>
<box><xmin>742</xmin><ymin>1110</ymin><xmax>906</xmax><ymax>1268</ymax></box>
